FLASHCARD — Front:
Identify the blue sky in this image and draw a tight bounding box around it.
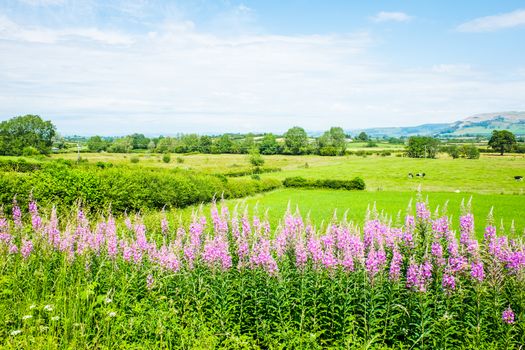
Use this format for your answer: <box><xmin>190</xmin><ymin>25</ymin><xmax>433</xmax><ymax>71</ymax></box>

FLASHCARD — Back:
<box><xmin>1</xmin><ymin>0</ymin><xmax>525</xmax><ymax>135</ymax></box>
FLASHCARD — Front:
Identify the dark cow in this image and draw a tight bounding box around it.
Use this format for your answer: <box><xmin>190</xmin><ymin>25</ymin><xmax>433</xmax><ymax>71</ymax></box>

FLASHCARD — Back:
<box><xmin>515</xmin><ymin>176</ymin><xmax>523</xmax><ymax>181</ymax></box>
<box><xmin>416</xmin><ymin>173</ymin><xmax>426</xmax><ymax>178</ymax></box>
<box><xmin>408</xmin><ymin>173</ymin><xmax>414</xmax><ymax>178</ymax></box>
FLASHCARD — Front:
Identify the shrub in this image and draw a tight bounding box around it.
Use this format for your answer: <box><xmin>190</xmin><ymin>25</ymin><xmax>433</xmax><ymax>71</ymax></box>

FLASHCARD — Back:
<box><xmin>0</xmin><ymin>165</ymin><xmax>281</xmax><ymax>213</ymax></box>
<box><xmin>162</xmin><ymin>153</ymin><xmax>171</xmax><ymax>163</ymax></box>
<box><xmin>130</xmin><ymin>156</ymin><xmax>140</xmax><ymax>163</ymax></box>
<box><xmin>283</xmin><ymin>176</ymin><xmax>365</xmax><ymax>190</ymax></box>
<box><xmin>460</xmin><ymin>144</ymin><xmax>480</xmax><ymax>159</ymax></box>
<box><xmin>176</xmin><ymin>157</ymin><xmax>184</xmax><ymax>164</ymax></box>
<box><xmin>22</xmin><ymin>146</ymin><xmax>41</xmax><ymax>156</ymax></box>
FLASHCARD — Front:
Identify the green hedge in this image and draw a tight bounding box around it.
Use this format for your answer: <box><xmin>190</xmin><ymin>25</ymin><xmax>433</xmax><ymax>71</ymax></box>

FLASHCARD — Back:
<box><xmin>283</xmin><ymin>176</ymin><xmax>366</xmax><ymax>190</ymax></box>
<box><xmin>0</xmin><ymin>164</ymin><xmax>281</xmax><ymax>213</ymax></box>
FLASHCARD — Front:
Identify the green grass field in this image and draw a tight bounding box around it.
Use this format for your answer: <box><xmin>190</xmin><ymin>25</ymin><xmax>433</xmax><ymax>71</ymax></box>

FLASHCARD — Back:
<box><xmin>51</xmin><ymin>152</ymin><xmax>525</xmax><ymax>194</ymax></box>
<box><xmin>12</xmin><ymin>152</ymin><xmax>525</xmax><ymax>236</ymax></box>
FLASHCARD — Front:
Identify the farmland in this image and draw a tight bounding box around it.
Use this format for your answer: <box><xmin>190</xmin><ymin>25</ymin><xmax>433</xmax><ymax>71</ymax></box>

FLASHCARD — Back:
<box><xmin>1</xmin><ymin>148</ymin><xmax>525</xmax><ymax>349</ymax></box>
<box><xmin>45</xmin><ymin>152</ymin><xmax>525</xmax><ymax>235</ymax></box>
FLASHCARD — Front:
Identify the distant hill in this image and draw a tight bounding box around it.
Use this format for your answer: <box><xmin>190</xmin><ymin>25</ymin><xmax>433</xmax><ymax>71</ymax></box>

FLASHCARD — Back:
<box><xmin>351</xmin><ymin>111</ymin><xmax>525</xmax><ymax>138</ymax></box>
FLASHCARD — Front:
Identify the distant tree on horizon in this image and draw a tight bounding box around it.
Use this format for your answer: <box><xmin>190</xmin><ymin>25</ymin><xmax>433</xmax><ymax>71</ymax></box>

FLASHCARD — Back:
<box><xmin>488</xmin><ymin>130</ymin><xmax>516</xmax><ymax>155</ymax></box>
<box><xmin>0</xmin><ymin>114</ymin><xmax>56</xmax><ymax>155</ymax></box>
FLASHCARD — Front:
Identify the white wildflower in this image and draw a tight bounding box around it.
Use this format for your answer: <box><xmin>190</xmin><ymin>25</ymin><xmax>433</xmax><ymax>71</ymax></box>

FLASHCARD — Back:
<box><xmin>29</xmin><ymin>304</ymin><xmax>36</xmax><ymax>310</ymax></box>
<box><xmin>105</xmin><ymin>297</ymin><xmax>112</xmax><ymax>304</ymax></box>
<box><xmin>43</xmin><ymin>304</ymin><xmax>53</xmax><ymax>312</ymax></box>
<box><xmin>22</xmin><ymin>315</ymin><xmax>33</xmax><ymax>320</ymax></box>
<box><xmin>10</xmin><ymin>330</ymin><xmax>22</xmax><ymax>336</ymax></box>
<box><xmin>51</xmin><ymin>316</ymin><xmax>60</xmax><ymax>321</ymax></box>
<box><xmin>108</xmin><ymin>311</ymin><xmax>117</xmax><ymax>318</ymax></box>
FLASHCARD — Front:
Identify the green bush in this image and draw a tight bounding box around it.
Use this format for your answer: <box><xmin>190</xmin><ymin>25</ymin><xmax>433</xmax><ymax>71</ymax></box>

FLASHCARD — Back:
<box><xmin>460</xmin><ymin>144</ymin><xmax>480</xmax><ymax>159</ymax></box>
<box><xmin>162</xmin><ymin>153</ymin><xmax>171</xmax><ymax>163</ymax></box>
<box><xmin>0</xmin><ymin>165</ymin><xmax>281</xmax><ymax>213</ymax></box>
<box><xmin>130</xmin><ymin>156</ymin><xmax>140</xmax><ymax>163</ymax></box>
<box><xmin>283</xmin><ymin>176</ymin><xmax>365</xmax><ymax>190</ymax></box>
<box><xmin>176</xmin><ymin>157</ymin><xmax>184</xmax><ymax>164</ymax></box>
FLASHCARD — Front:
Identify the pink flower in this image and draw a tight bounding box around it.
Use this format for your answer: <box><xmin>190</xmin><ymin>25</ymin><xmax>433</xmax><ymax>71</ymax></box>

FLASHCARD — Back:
<box><xmin>442</xmin><ymin>273</ymin><xmax>456</xmax><ymax>291</ymax></box>
<box><xmin>470</xmin><ymin>261</ymin><xmax>485</xmax><ymax>282</ymax></box>
<box><xmin>502</xmin><ymin>307</ymin><xmax>515</xmax><ymax>324</ymax></box>
<box><xmin>21</xmin><ymin>240</ymin><xmax>33</xmax><ymax>259</ymax></box>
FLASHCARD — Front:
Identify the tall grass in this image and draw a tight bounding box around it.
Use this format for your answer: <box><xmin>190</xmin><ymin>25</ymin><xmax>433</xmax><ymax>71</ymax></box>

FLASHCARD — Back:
<box><xmin>0</xmin><ymin>197</ymin><xmax>523</xmax><ymax>348</ymax></box>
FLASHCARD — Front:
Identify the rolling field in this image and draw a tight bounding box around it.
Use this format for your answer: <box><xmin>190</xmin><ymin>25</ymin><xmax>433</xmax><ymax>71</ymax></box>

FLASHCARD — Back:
<box><xmin>51</xmin><ymin>152</ymin><xmax>525</xmax><ymax>194</ymax></box>
<box><xmin>18</xmin><ymin>152</ymin><xmax>525</xmax><ymax>235</ymax></box>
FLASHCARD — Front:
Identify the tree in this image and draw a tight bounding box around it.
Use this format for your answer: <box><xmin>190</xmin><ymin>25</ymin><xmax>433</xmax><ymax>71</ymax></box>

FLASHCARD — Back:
<box><xmin>259</xmin><ymin>133</ymin><xmax>280</xmax><ymax>155</ymax></box>
<box><xmin>147</xmin><ymin>140</ymin><xmax>156</xmax><ymax>152</ymax></box>
<box><xmin>317</xmin><ymin>127</ymin><xmax>347</xmax><ymax>155</ymax></box>
<box><xmin>108</xmin><ymin>136</ymin><xmax>133</xmax><ymax>153</ymax></box>
<box><xmin>87</xmin><ymin>136</ymin><xmax>108</xmax><ymax>152</ymax></box>
<box><xmin>216</xmin><ymin>134</ymin><xmax>234</xmax><ymax>153</ymax></box>
<box><xmin>284</xmin><ymin>126</ymin><xmax>308</xmax><ymax>155</ymax></box>
<box><xmin>406</xmin><ymin>136</ymin><xmax>439</xmax><ymax>158</ymax></box>
<box><xmin>488</xmin><ymin>130</ymin><xmax>516</xmax><ymax>155</ymax></box>
<box><xmin>199</xmin><ymin>136</ymin><xmax>213</xmax><ymax>153</ymax></box>
<box><xmin>357</xmin><ymin>132</ymin><xmax>369</xmax><ymax>142</ymax></box>
<box><xmin>130</xmin><ymin>133</ymin><xmax>150</xmax><ymax>149</ymax></box>
<box><xmin>238</xmin><ymin>133</ymin><xmax>255</xmax><ymax>154</ymax></box>
<box><xmin>0</xmin><ymin>114</ymin><xmax>56</xmax><ymax>155</ymax></box>
<box><xmin>248</xmin><ymin>148</ymin><xmax>265</xmax><ymax>167</ymax></box>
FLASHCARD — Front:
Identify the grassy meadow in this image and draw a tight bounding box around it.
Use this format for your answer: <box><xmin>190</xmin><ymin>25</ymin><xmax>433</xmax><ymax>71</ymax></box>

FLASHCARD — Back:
<box><xmin>47</xmin><ymin>152</ymin><xmax>525</xmax><ymax>236</ymax></box>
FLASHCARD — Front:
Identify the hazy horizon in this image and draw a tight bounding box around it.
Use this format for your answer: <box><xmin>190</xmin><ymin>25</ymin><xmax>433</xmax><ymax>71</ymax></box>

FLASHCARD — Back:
<box><xmin>1</xmin><ymin>1</ymin><xmax>525</xmax><ymax>135</ymax></box>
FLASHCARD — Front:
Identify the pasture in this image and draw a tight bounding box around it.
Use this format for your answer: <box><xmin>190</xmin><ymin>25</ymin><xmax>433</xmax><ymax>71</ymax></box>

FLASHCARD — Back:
<box><xmin>48</xmin><ymin>152</ymin><xmax>525</xmax><ymax>235</ymax></box>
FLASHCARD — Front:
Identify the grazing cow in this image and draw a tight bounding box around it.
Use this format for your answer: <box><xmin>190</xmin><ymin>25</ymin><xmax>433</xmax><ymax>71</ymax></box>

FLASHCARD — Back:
<box><xmin>515</xmin><ymin>176</ymin><xmax>523</xmax><ymax>181</ymax></box>
<box><xmin>408</xmin><ymin>173</ymin><xmax>414</xmax><ymax>178</ymax></box>
<box><xmin>416</xmin><ymin>173</ymin><xmax>426</xmax><ymax>178</ymax></box>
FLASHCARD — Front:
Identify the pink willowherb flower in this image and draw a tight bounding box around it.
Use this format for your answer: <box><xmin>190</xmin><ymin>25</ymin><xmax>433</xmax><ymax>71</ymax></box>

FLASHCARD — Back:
<box><xmin>389</xmin><ymin>249</ymin><xmax>403</xmax><ymax>281</ymax></box>
<box><xmin>12</xmin><ymin>199</ymin><xmax>22</xmax><ymax>228</ymax></box>
<box><xmin>21</xmin><ymin>240</ymin><xmax>33</xmax><ymax>259</ymax></box>
<box><xmin>29</xmin><ymin>200</ymin><xmax>42</xmax><ymax>231</ymax></box>
<box><xmin>416</xmin><ymin>202</ymin><xmax>430</xmax><ymax>221</ymax></box>
<box><xmin>442</xmin><ymin>273</ymin><xmax>456</xmax><ymax>291</ymax></box>
<box><xmin>502</xmin><ymin>307</ymin><xmax>515</xmax><ymax>324</ymax></box>
<box><xmin>470</xmin><ymin>261</ymin><xmax>485</xmax><ymax>282</ymax></box>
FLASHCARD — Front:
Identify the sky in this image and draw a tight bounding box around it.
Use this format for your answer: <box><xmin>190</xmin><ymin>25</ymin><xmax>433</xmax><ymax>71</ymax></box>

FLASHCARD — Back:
<box><xmin>1</xmin><ymin>0</ymin><xmax>525</xmax><ymax>135</ymax></box>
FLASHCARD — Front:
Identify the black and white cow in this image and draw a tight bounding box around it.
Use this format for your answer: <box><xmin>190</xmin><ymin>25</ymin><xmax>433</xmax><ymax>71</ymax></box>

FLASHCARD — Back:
<box><xmin>515</xmin><ymin>176</ymin><xmax>523</xmax><ymax>181</ymax></box>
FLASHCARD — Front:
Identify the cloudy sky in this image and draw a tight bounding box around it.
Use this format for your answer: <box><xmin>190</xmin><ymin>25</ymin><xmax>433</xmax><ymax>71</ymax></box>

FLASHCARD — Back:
<box><xmin>1</xmin><ymin>0</ymin><xmax>525</xmax><ymax>135</ymax></box>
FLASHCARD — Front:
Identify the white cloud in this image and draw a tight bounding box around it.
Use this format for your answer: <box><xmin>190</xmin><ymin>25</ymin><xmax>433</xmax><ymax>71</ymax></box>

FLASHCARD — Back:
<box><xmin>457</xmin><ymin>9</ymin><xmax>525</xmax><ymax>32</ymax></box>
<box><xmin>0</xmin><ymin>16</ymin><xmax>134</xmax><ymax>45</ymax></box>
<box><xmin>432</xmin><ymin>64</ymin><xmax>472</xmax><ymax>75</ymax></box>
<box><xmin>0</xmin><ymin>15</ymin><xmax>524</xmax><ymax>135</ymax></box>
<box><xmin>370</xmin><ymin>11</ymin><xmax>412</xmax><ymax>23</ymax></box>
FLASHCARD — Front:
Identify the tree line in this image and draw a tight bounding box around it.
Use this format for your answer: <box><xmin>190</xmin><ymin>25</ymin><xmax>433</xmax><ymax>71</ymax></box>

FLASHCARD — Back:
<box><xmin>0</xmin><ymin>115</ymin><xmax>522</xmax><ymax>157</ymax></box>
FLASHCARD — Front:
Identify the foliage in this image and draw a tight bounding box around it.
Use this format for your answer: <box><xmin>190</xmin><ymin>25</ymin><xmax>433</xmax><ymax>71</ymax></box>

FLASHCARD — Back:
<box><xmin>317</xmin><ymin>127</ymin><xmax>347</xmax><ymax>155</ymax></box>
<box><xmin>460</xmin><ymin>144</ymin><xmax>480</xmax><ymax>159</ymax></box>
<box><xmin>284</xmin><ymin>126</ymin><xmax>308</xmax><ymax>155</ymax></box>
<box><xmin>259</xmin><ymin>133</ymin><xmax>280</xmax><ymax>155</ymax></box>
<box><xmin>0</xmin><ymin>200</ymin><xmax>523</xmax><ymax>348</ymax></box>
<box><xmin>0</xmin><ymin>115</ymin><xmax>56</xmax><ymax>155</ymax></box>
<box><xmin>488</xmin><ymin>130</ymin><xmax>517</xmax><ymax>155</ymax></box>
<box><xmin>162</xmin><ymin>153</ymin><xmax>171</xmax><ymax>163</ymax></box>
<box><xmin>87</xmin><ymin>136</ymin><xmax>109</xmax><ymax>152</ymax></box>
<box><xmin>357</xmin><ymin>131</ymin><xmax>369</xmax><ymax>141</ymax></box>
<box><xmin>248</xmin><ymin>149</ymin><xmax>265</xmax><ymax>167</ymax></box>
<box><xmin>108</xmin><ymin>137</ymin><xmax>133</xmax><ymax>153</ymax></box>
<box><xmin>0</xmin><ymin>164</ymin><xmax>281</xmax><ymax>214</ymax></box>
<box><xmin>406</xmin><ymin>136</ymin><xmax>440</xmax><ymax>158</ymax></box>
<box><xmin>130</xmin><ymin>156</ymin><xmax>140</xmax><ymax>163</ymax></box>
<box><xmin>283</xmin><ymin>176</ymin><xmax>366</xmax><ymax>190</ymax></box>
